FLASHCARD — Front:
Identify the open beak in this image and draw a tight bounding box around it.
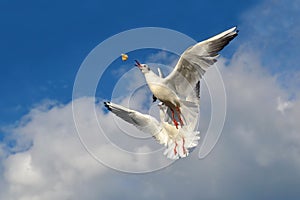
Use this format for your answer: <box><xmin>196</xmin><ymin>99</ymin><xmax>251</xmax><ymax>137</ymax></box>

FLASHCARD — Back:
<box><xmin>135</xmin><ymin>60</ymin><xmax>142</xmax><ymax>69</ymax></box>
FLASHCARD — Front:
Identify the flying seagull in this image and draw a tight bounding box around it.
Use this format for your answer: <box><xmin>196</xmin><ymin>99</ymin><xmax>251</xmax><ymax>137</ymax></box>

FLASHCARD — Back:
<box><xmin>135</xmin><ymin>27</ymin><xmax>238</xmax><ymax>128</ymax></box>
<box><xmin>104</xmin><ymin>79</ymin><xmax>200</xmax><ymax>159</ymax></box>
<box><xmin>104</xmin><ymin>101</ymin><xmax>200</xmax><ymax>159</ymax></box>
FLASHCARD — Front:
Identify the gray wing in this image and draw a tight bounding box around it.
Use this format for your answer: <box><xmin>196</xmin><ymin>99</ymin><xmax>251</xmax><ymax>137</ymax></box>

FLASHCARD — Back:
<box><xmin>104</xmin><ymin>102</ymin><xmax>161</xmax><ymax>135</ymax></box>
<box><xmin>164</xmin><ymin>27</ymin><xmax>238</xmax><ymax>98</ymax></box>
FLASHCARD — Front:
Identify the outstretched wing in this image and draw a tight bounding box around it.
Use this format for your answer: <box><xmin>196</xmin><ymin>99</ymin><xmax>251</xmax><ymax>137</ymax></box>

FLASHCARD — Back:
<box><xmin>164</xmin><ymin>27</ymin><xmax>238</xmax><ymax>98</ymax></box>
<box><xmin>104</xmin><ymin>102</ymin><xmax>161</xmax><ymax>136</ymax></box>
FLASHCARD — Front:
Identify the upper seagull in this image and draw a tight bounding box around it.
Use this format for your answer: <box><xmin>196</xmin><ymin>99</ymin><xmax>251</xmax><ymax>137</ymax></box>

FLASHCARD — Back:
<box><xmin>135</xmin><ymin>27</ymin><xmax>238</xmax><ymax>128</ymax></box>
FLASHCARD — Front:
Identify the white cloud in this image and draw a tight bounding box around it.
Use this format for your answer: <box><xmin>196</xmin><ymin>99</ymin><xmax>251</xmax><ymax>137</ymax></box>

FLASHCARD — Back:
<box><xmin>277</xmin><ymin>96</ymin><xmax>293</xmax><ymax>114</ymax></box>
<box><xmin>0</xmin><ymin>100</ymin><xmax>108</xmax><ymax>200</ymax></box>
<box><xmin>0</xmin><ymin>95</ymin><xmax>177</xmax><ymax>199</ymax></box>
<box><xmin>146</xmin><ymin>50</ymin><xmax>179</xmax><ymax>66</ymax></box>
<box><xmin>220</xmin><ymin>51</ymin><xmax>300</xmax><ymax>168</ymax></box>
<box><xmin>4</xmin><ymin>153</ymin><xmax>43</xmax><ymax>186</ymax></box>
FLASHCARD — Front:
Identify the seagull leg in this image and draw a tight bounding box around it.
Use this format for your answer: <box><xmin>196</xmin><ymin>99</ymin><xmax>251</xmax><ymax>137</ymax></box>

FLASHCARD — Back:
<box><xmin>174</xmin><ymin>141</ymin><xmax>178</xmax><ymax>155</ymax></box>
<box><xmin>182</xmin><ymin>137</ymin><xmax>187</xmax><ymax>155</ymax></box>
<box><xmin>176</xmin><ymin>106</ymin><xmax>184</xmax><ymax>127</ymax></box>
<box><xmin>170</xmin><ymin>108</ymin><xmax>179</xmax><ymax>129</ymax></box>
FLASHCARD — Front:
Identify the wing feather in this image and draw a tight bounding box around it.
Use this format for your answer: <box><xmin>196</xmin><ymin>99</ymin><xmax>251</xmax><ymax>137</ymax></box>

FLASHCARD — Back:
<box><xmin>164</xmin><ymin>27</ymin><xmax>238</xmax><ymax>97</ymax></box>
<box><xmin>104</xmin><ymin>102</ymin><xmax>161</xmax><ymax>136</ymax></box>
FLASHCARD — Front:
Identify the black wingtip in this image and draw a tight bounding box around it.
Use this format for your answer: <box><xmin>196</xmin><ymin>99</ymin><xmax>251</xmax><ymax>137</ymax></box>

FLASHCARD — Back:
<box><xmin>233</xmin><ymin>26</ymin><xmax>239</xmax><ymax>35</ymax></box>
<box><xmin>152</xmin><ymin>95</ymin><xmax>157</xmax><ymax>103</ymax></box>
<box><xmin>104</xmin><ymin>101</ymin><xmax>112</xmax><ymax>111</ymax></box>
<box><xmin>195</xmin><ymin>81</ymin><xmax>200</xmax><ymax>99</ymax></box>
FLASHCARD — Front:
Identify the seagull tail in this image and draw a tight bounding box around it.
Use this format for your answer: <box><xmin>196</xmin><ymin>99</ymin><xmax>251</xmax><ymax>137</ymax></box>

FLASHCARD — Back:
<box><xmin>163</xmin><ymin>129</ymin><xmax>200</xmax><ymax>160</ymax></box>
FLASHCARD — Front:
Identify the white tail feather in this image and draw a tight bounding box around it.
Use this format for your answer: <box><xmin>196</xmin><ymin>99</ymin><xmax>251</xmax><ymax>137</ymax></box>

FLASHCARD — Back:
<box><xmin>163</xmin><ymin>128</ymin><xmax>200</xmax><ymax>160</ymax></box>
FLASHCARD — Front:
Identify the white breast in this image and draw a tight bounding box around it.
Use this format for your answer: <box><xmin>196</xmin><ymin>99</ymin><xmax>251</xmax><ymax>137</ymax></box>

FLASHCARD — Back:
<box><xmin>148</xmin><ymin>83</ymin><xmax>180</xmax><ymax>107</ymax></box>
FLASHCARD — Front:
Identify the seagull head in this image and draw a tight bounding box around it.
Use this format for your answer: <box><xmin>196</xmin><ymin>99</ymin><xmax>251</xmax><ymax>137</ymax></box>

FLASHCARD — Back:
<box><xmin>135</xmin><ymin>60</ymin><xmax>150</xmax><ymax>73</ymax></box>
<box><xmin>158</xmin><ymin>102</ymin><xmax>167</xmax><ymax>111</ymax></box>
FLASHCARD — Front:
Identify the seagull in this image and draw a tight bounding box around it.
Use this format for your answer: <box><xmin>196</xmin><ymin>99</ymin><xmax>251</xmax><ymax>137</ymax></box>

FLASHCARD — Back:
<box><xmin>135</xmin><ymin>27</ymin><xmax>238</xmax><ymax>128</ymax></box>
<box><xmin>103</xmin><ymin>80</ymin><xmax>200</xmax><ymax>159</ymax></box>
<box><xmin>104</xmin><ymin>101</ymin><xmax>200</xmax><ymax>159</ymax></box>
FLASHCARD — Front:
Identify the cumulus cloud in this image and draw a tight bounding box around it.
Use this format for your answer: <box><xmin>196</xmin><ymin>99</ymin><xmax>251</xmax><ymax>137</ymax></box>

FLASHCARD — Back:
<box><xmin>0</xmin><ymin>101</ymin><xmax>107</xmax><ymax>200</ymax></box>
<box><xmin>277</xmin><ymin>96</ymin><xmax>293</xmax><ymax>114</ymax></box>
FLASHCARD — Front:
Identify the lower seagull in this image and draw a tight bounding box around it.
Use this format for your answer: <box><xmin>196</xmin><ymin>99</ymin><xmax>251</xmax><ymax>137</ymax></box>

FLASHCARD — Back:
<box><xmin>104</xmin><ymin>81</ymin><xmax>200</xmax><ymax>159</ymax></box>
<box><xmin>104</xmin><ymin>101</ymin><xmax>199</xmax><ymax>159</ymax></box>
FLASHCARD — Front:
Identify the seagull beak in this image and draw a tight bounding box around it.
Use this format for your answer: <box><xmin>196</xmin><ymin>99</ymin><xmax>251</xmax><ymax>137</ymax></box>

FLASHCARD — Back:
<box><xmin>135</xmin><ymin>60</ymin><xmax>142</xmax><ymax>69</ymax></box>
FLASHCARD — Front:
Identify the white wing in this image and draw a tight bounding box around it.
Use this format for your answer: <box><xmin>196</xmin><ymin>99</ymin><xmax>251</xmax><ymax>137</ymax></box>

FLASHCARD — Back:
<box><xmin>157</xmin><ymin>67</ymin><xmax>164</xmax><ymax>78</ymax></box>
<box><xmin>164</xmin><ymin>27</ymin><xmax>238</xmax><ymax>98</ymax></box>
<box><xmin>182</xmin><ymin>81</ymin><xmax>200</xmax><ymax>130</ymax></box>
<box><xmin>104</xmin><ymin>102</ymin><xmax>161</xmax><ymax>136</ymax></box>
<box><xmin>162</xmin><ymin>81</ymin><xmax>200</xmax><ymax>130</ymax></box>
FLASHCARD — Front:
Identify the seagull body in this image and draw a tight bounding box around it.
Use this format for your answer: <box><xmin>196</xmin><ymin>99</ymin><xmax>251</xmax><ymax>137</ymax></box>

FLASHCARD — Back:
<box><xmin>104</xmin><ymin>101</ymin><xmax>199</xmax><ymax>159</ymax></box>
<box><xmin>135</xmin><ymin>27</ymin><xmax>238</xmax><ymax>128</ymax></box>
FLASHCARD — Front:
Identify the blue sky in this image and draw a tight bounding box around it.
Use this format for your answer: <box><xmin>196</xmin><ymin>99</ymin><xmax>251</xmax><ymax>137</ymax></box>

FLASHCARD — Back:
<box><xmin>0</xmin><ymin>0</ymin><xmax>258</xmax><ymax>125</ymax></box>
<box><xmin>1</xmin><ymin>0</ymin><xmax>300</xmax><ymax>199</ymax></box>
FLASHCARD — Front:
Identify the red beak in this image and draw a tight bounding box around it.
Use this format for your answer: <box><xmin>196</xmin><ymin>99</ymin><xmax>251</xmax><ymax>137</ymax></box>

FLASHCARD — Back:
<box><xmin>135</xmin><ymin>60</ymin><xmax>142</xmax><ymax>68</ymax></box>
